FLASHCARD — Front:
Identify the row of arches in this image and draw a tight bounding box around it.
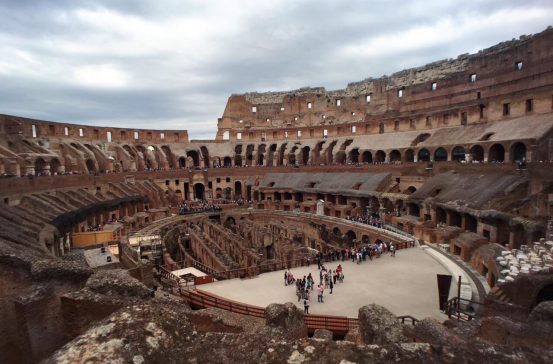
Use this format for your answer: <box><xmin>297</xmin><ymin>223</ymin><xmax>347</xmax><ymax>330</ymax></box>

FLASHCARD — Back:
<box><xmin>222</xmin><ymin>141</ymin><xmax>527</xmax><ymax>167</ymax></box>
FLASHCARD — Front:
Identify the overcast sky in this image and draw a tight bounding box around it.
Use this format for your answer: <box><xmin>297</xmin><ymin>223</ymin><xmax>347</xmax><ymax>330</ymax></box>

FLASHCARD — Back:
<box><xmin>0</xmin><ymin>0</ymin><xmax>552</xmax><ymax>140</ymax></box>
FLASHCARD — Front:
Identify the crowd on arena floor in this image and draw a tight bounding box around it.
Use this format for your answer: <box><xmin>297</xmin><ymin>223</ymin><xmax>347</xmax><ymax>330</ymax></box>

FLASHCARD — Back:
<box><xmin>285</xmin><ymin>245</ymin><xmax>397</xmax><ymax>314</ymax></box>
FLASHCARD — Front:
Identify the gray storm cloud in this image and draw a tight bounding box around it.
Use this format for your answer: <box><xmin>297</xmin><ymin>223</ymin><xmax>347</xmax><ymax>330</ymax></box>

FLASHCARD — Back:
<box><xmin>0</xmin><ymin>0</ymin><xmax>552</xmax><ymax>139</ymax></box>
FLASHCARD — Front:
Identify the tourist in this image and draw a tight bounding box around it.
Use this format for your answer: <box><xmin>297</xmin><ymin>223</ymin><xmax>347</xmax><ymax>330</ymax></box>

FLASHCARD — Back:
<box><xmin>316</xmin><ymin>255</ymin><xmax>321</xmax><ymax>269</ymax></box>
<box><xmin>317</xmin><ymin>283</ymin><xmax>324</xmax><ymax>303</ymax></box>
<box><xmin>333</xmin><ymin>270</ymin><xmax>337</xmax><ymax>285</ymax></box>
<box><xmin>319</xmin><ymin>271</ymin><xmax>323</xmax><ymax>285</ymax></box>
<box><xmin>296</xmin><ymin>280</ymin><xmax>302</xmax><ymax>302</ymax></box>
<box><xmin>305</xmin><ymin>255</ymin><xmax>310</xmax><ymax>267</ymax></box>
<box><xmin>391</xmin><ymin>245</ymin><xmax>396</xmax><ymax>257</ymax></box>
<box><xmin>304</xmin><ymin>297</ymin><xmax>310</xmax><ymax>314</ymax></box>
<box><xmin>329</xmin><ymin>278</ymin><xmax>333</xmax><ymax>294</ymax></box>
<box><xmin>284</xmin><ymin>269</ymin><xmax>288</xmax><ymax>286</ymax></box>
<box><xmin>324</xmin><ymin>274</ymin><xmax>329</xmax><ymax>289</ymax></box>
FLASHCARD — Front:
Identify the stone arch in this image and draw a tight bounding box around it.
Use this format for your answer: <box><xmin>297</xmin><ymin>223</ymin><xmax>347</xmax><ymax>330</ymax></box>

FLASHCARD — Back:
<box><xmin>405</xmin><ymin>186</ymin><xmax>417</xmax><ymax>195</ymax></box>
<box><xmin>404</xmin><ymin>149</ymin><xmax>415</xmax><ymax>162</ymax></box>
<box><xmin>187</xmin><ymin>151</ymin><xmax>200</xmax><ymax>166</ymax></box>
<box><xmin>418</xmin><ymin>148</ymin><xmax>431</xmax><ymax>162</ymax></box>
<box><xmin>389</xmin><ymin>150</ymin><xmax>401</xmax><ymax>162</ymax></box>
<box><xmin>234</xmin><ymin>181</ymin><xmax>242</xmax><ymax>198</ymax></box>
<box><xmin>200</xmin><ymin>146</ymin><xmax>210</xmax><ymax>166</ymax></box>
<box><xmin>375</xmin><ymin>150</ymin><xmax>386</xmax><ymax>163</ymax></box>
<box><xmin>349</xmin><ymin>148</ymin><xmax>360</xmax><ymax>163</ymax></box>
<box><xmin>511</xmin><ymin>142</ymin><xmax>527</xmax><ymax>163</ymax></box>
<box><xmin>335</xmin><ymin>151</ymin><xmax>346</xmax><ymax>164</ymax></box>
<box><xmin>361</xmin><ymin>151</ymin><xmax>373</xmax><ymax>163</ymax></box>
<box><xmin>434</xmin><ymin>147</ymin><xmax>448</xmax><ymax>162</ymax></box>
<box><xmin>223</xmin><ymin>156</ymin><xmax>232</xmax><ymax>166</ymax></box>
<box><xmin>346</xmin><ymin>230</ymin><xmax>357</xmax><ymax>245</ymax></box>
<box><xmin>452</xmin><ymin>146</ymin><xmax>466</xmax><ymax>161</ymax></box>
<box><xmin>178</xmin><ymin>157</ymin><xmax>186</xmax><ymax>168</ymax></box>
<box><xmin>488</xmin><ymin>144</ymin><xmax>505</xmax><ymax>162</ymax></box>
<box><xmin>215</xmin><ymin>187</ymin><xmax>223</xmax><ymax>199</ymax></box>
<box><xmin>302</xmin><ymin>146</ymin><xmax>310</xmax><ymax>164</ymax></box>
<box><xmin>332</xmin><ymin>227</ymin><xmax>341</xmax><ymax>237</ymax></box>
<box><xmin>85</xmin><ymin>159</ymin><xmax>96</xmax><ymax>172</ymax></box>
<box><xmin>412</xmin><ymin>133</ymin><xmax>431</xmax><ymax>146</ymax></box>
<box><xmin>50</xmin><ymin>158</ymin><xmax>62</xmax><ymax>174</ymax></box>
<box><xmin>235</xmin><ymin>155</ymin><xmax>242</xmax><ymax>166</ymax></box>
<box><xmin>535</xmin><ymin>282</ymin><xmax>553</xmax><ymax>307</ymax></box>
<box><xmin>161</xmin><ymin>146</ymin><xmax>176</xmax><ymax>168</ymax></box>
<box><xmin>193</xmin><ymin>183</ymin><xmax>205</xmax><ymax>200</ymax></box>
<box><xmin>34</xmin><ymin>157</ymin><xmax>47</xmax><ymax>175</ymax></box>
<box><xmin>469</xmin><ymin>145</ymin><xmax>484</xmax><ymax>161</ymax></box>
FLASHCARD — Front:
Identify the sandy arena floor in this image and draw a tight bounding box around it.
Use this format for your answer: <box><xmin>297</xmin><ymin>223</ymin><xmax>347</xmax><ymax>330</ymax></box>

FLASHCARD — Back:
<box><xmin>200</xmin><ymin>247</ymin><xmax>457</xmax><ymax>320</ymax></box>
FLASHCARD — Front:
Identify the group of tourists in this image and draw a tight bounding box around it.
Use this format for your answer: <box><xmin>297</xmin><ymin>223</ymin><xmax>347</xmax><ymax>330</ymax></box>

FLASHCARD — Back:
<box><xmin>284</xmin><ymin>265</ymin><xmax>346</xmax><ymax>314</ymax></box>
<box><xmin>178</xmin><ymin>200</ymin><xmax>223</xmax><ymax>214</ymax></box>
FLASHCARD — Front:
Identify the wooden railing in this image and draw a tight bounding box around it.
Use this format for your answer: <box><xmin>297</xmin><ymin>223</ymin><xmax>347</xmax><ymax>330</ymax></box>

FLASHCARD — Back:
<box><xmin>158</xmin><ymin>283</ymin><xmax>417</xmax><ymax>334</ymax></box>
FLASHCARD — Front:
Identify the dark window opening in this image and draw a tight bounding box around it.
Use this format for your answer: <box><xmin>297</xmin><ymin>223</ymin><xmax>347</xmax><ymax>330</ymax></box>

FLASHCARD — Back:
<box><xmin>503</xmin><ymin>103</ymin><xmax>510</xmax><ymax>115</ymax></box>
<box><xmin>461</xmin><ymin>112</ymin><xmax>468</xmax><ymax>125</ymax></box>
<box><xmin>526</xmin><ymin>99</ymin><xmax>533</xmax><ymax>112</ymax></box>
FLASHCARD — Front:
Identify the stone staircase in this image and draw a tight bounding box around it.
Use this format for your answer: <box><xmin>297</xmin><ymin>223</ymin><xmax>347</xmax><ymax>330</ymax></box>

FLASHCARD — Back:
<box><xmin>489</xmin><ymin>286</ymin><xmax>511</xmax><ymax>303</ymax></box>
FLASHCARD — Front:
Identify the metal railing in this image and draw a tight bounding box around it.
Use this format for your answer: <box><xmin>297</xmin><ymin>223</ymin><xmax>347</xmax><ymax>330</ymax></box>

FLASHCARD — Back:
<box><xmin>445</xmin><ymin>297</ymin><xmax>481</xmax><ymax>321</ymax></box>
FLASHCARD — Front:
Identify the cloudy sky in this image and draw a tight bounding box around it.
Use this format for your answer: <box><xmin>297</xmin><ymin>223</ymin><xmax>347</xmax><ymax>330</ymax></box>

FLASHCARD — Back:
<box><xmin>0</xmin><ymin>0</ymin><xmax>552</xmax><ymax>139</ymax></box>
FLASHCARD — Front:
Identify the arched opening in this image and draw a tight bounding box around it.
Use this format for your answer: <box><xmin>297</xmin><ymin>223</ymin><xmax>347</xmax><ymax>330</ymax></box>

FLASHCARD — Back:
<box><xmin>488</xmin><ymin>144</ymin><xmax>505</xmax><ymax>162</ymax></box>
<box><xmin>332</xmin><ymin>227</ymin><xmax>341</xmax><ymax>237</ymax></box>
<box><xmin>405</xmin><ymin>186</ymin><xmax>417</xmax><ymax>195</ymax></box>
<box><xmin>193</xmin><ymin>183</ymin><xmax>205</xmax><ymax>200</ymax></box>
<box><xmin>375</xmin><ymin>150</ymin><xmax>386</xmax><ymax>163</ymax></box>
<box><xmin>85</xmin><ymin>159</ymin><xmax>96</xmax><ymax>172</ymax></box>
<box><xmin>346</xmin><ymin>230</ymin><xmax>357</xmax><ymax>245</ymax></box>
<box><xmin>412</xmin><ymin>133</ymin><xmax>431</xmax><ymax>146</ymax></box>
<box><xmin>389</xmin><ymin>150</ymin><xmax>401</xmax><ymax>162</ymax></box>
<box><xmin>295</xmin><ymin>192</ymin><xmax>304</xmax><ymax>202</ymax></box>
<box><xmin>436</xmin><ymin>207</ymin><xmax>447</xmax><ymax>225</ymax></box>
<box><xmin>223</xmin><ymin>157</ymin><xmax>232</xmax><ymax>166</ymax></box>
<box><xmin>404</xmin><ymin>149</ymin><xmax>415</xmax><ymax>162</ymax></box>
<box><xmin>465</xmin><ymin>214</ymin><xmax>477</xmax><ymax>233</ymax></box>
<box><xmin>336</xmin><ymin>151</ymin><xmax>346</xmax><ymax>164</ymax></box>
<box><xmin>34</xmin><ymin>158</ymin><xmax>47</xmax><ymax>175</ymax></box>
<box><xmin>512</xmin><ymin>142</ymin><xmax>527</xmax><ymax>163</ymax></box>
<box><xmin>215</xmin><ymin>188</ymin><xmax>223</xmax><ymax>199</ymax></box>
<box><xmin>536</xmin><ymin>283</ymin><xmax>553</xmax><ymax>307</ymax></box>
<box><xmin>50</xmin><ymin>158</ymin><xmax>61</xmax><ymax>174</ymax></box>
<box><xmin>362</xmin><ymin>235</ymin><xmax>370</xmax><ymax>245</ymax></box>
<box><xmin>258</xmin><ymin>154</ymin><xmax>264</xmax><ymax>165</ymax></box>
<box><xmin>361</xmin><ymin>151</ymin><xmax>373</xmax><ymax>163</ymax></box>
<box><xmin>200</xmin><ymin>146</ymin><xmax>210</xmax><ymax>166</ymax></box>
<box><xmin>302</xmin><ymin>146</ymin><xmax>310</xmax><ymax>165</ymax></box>
<box><xmin>288</xmin><ymin>153</ymin><xmax>296</xmax><ymax>165</ymax></box>
<box><xmin>234</xmin><ymin>181</ymin><xmax>242</xmax><ymax>198</ymax></box>
<box><xmin>187</xmin><ymin>151</ymin><xmax>200</xmax><ymax>166</ymax></box>
<box><xmin>409</xmin><ymin>203</ymin><xmax>420</xmax><ymax>217</ymax></box>
<box><xmin>274</xmin><ymin>192</ymin><xmax>282</xmax><ymax>201</ymax></box>
<box><xmin>434</xmin><ymin>147</ymin><xmax>448</xmax><ymax>162</ymax></box>
<box><xmin>234</xmin><ymin>155</ymin><xmax>242</xmax><ymax>166</ymax></box>
<box><xmin>452</xmin><ymin>146</ymin><xmax>466</xmax><ymax>161</ymax></box>
<box><xmin>418</xmin><ymin>148</ymin><xmax>430</xmax><ymax>162</ymax></box>
<box><xmin>178</xmin><ymin>157</ymin><xmax>186</xmax><ymax>168</ymax></box>
<box><xmin>450</xmin><ymin>210</ymin><xmax>462</xmax><ymax>228</ymax></box>
<box><xmin>349</xmin><ymin>148</ymin><xmax>360</xmax><ymax>163</ymax></box>
<box><xmin>470</xmin><ymin>145</ymin><xmax>484</xmax><ymax>161</ymax></box>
